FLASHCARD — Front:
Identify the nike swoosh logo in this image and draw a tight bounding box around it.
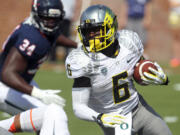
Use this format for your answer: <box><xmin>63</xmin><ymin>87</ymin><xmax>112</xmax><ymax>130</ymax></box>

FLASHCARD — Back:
<box><xmin>127</xmin><ymin>57</ymin><xmax>134</xmax><ymax>63</ymax></box>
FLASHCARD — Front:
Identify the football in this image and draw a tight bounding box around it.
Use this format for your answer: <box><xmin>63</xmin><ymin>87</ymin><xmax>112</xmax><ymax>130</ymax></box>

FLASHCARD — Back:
<box><xmin>133</xmin><ymin>59</ymin><xmax>157</xmax><ymax>85</ymax></box>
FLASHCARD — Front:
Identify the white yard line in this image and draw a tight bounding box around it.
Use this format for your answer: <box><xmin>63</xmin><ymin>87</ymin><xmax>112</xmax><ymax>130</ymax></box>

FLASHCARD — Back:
<box><xmin>164</xmin><ymin>116</ymin><xmax>179</xmax><ymax>123</ymax></box>
<box><xmin>173</xmin><ymin>83</ymin><xmax>180</xmax><ymax>91</ymax></box>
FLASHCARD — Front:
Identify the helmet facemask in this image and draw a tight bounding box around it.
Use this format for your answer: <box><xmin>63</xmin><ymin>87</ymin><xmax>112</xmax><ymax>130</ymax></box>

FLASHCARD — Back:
<box><xmin>36</xmin><ymin>12</ymin><xmax>64</xmax><ymax>35</ymax></box>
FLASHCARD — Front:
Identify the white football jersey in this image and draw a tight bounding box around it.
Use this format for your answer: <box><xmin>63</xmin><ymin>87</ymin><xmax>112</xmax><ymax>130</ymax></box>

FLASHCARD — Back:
<box><xmin>65</xmin><ymin>30</ymin><xmax>144</xmax><ymax>114</ymax></box>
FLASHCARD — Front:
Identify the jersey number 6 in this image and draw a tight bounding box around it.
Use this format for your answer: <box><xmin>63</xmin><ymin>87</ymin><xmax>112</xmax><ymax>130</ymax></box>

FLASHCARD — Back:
<box><xmin>112</xmin><ymin>71</ymin><xmax>130</xmax><ymax>104</ymax></box>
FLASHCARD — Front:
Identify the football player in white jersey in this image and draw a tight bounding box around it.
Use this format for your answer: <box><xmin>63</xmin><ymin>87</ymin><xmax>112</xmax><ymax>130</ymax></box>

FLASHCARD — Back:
<box><xmin>65</xmin><ymin>4</ymin><xmax>172</xmax><ymax>135</ymax></box>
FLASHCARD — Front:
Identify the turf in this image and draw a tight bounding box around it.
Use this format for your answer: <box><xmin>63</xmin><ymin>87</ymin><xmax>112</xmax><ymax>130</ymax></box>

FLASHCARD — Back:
<box><xmin>0</xmin><ymin>64</ymin><xmax>179</xmax><ymax>135</ymax></box>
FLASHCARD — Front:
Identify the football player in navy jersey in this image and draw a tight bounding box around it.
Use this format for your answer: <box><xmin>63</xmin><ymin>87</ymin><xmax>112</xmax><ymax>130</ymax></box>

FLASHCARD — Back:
<box><xmin>0</xmin><ymin>0</ymin><xmax>75</xmax><ymax>134</ymax></box>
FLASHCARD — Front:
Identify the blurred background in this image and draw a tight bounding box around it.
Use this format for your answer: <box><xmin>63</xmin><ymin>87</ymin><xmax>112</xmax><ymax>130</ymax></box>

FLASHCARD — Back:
<box><xmin>0</xmin><ymin>0</ymin><xmax>180</xmax><ymax>135</ymax></box>
<box><xmin>0</xmin><ymin>0</ymin><xmax>173</xmax><ymax>62</ymax></box>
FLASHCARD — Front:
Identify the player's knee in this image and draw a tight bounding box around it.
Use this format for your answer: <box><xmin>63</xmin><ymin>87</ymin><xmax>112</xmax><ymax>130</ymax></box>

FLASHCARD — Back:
<box><xmin>44</xmin><ymin>104</ymin><xmax>69</xmax><ymax>135</ymax></box>
<box><xmin>150</xmin><ymin>117</ymin><xmax>172</xmax><ymax>135</ymax></box>
<box><xmin>46</xmin><ymin>103</ymin><xmax>68</xmax><ymax>121</ymax></box>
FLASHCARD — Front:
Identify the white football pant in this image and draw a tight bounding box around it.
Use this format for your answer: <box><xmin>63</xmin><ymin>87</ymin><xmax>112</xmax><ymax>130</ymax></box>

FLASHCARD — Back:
<box><xmin>20</xmin><ymin>103</ymin><xmax>70</xmax><ymax>135</ymax></box>
<box><xmin>0</xmin><ymin>81</ymin><xmax>45</xmax><ymax>115</ymax></box>
<box><xmin>0</xmin><ymin>104</ymin><xmax>70</xmax><ymax>135</ymax></box>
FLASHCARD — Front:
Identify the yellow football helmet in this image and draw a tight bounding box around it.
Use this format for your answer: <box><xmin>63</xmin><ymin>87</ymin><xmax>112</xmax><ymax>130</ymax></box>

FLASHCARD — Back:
<box><xmin>77</xmin><ymin>5</ymin><xmax>118</xmax><ymax>53</ymax></box>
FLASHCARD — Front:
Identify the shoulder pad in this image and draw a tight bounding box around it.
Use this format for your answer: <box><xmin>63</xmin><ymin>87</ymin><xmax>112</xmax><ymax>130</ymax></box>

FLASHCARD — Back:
<box><xmin>65</xmin><ymin>48</ymin><xmax>91</xmax><ymax>78</ymax></box>
<box><xmin>14</xmin><ymin>24</ymin><xmax>50</xmax><ymax>59</ymax></box>
<box><xmin>117</xmin><ymin>30</ymin><xmax>144</xmax><ymax>55</ymax></box>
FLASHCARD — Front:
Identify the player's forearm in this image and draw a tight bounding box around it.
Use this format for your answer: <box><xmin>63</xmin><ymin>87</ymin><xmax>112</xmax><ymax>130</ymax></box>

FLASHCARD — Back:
<box><xmin>57</xmin><ymin>35</ymin><xmax>77</xmax><ymax>48</ymax></box>
<box><xmin>1</xmin><ymin>71</ymin><xmax>32</xmax><ymax>95</ymax></box>
<box><xmin>1</xmin><ymin>46</ymin><xmax>32</xmax><ymax>94</ymax></box>
<box><xmin>73</xmin><ymin>103</ymin><xmax>99</xmax><ymax>121</ymax></box>
<box><xmin>72</xmin><ymin>88</ymin><xmax>99</xmax><ymax>121</ymax></box>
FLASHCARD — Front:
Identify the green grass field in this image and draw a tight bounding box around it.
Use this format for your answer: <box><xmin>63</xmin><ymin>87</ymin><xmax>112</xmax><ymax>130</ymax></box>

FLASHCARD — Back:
<box><xmin>0</xmin><ymin>63</ymin><xmax>179</xmax><ymax>135</ymax></box>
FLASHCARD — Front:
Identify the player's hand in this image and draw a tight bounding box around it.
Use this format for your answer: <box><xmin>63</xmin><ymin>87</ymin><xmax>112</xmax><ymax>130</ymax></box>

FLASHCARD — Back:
<box><xmin>142</xmin><ymin>62</ymin><xmax>169</xmax><ymax>85</ymax></box>
<box><xmin>96</xmin><ymin>113</ymin><xmax>125</xmax><ymax>128</ymax></box>
<box><xmin>31</xmin><ymin>86</ymin><xmax>65</xmax><ymax>107</ymax></box>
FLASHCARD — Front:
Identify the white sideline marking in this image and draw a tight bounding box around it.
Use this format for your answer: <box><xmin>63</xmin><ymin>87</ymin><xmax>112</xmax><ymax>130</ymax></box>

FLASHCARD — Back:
<box><xmin>173</xmin><ymin>83</ymin><xmax>180</xmax><ymax>91</ymax></box>
<box><xmin>164</xmin><ymin>116</ymin><xmax>178</xmax><ymax>123</ymax></box>
<box><xmin>1</xmin><ymin>112</ymin><xmax>11</xmax><ymax>118</ymax></box>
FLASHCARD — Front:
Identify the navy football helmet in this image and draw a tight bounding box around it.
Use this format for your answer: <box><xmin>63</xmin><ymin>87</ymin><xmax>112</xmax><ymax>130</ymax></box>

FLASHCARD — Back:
<box><xmin>32</xmin><ymin>0</ymin><xmax>65</xmax><ymax>35</ymax></box>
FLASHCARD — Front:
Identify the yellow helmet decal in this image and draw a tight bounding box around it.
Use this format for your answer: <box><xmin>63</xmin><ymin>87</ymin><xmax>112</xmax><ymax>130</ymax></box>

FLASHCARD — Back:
<box><xmin>104</xmin><ymin>11</ymin><xmax>115</xmax><ymax>39</ymax></box>
<box><xmin>104</xmin><ymin>11</ymin><xmax>113</xmax><ymax>27</ymax></box>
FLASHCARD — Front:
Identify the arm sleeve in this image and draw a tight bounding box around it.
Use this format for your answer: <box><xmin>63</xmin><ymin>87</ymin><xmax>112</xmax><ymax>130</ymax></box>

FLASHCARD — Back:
<box><xmin>72</xmin><ymin>87</ymin><xmax>99</xmax><ymax>121</ymax></box>
<box><xmin>72</xmin><ymin>77</ymin><xmax>99</xmax><ymax>121</ymax></box>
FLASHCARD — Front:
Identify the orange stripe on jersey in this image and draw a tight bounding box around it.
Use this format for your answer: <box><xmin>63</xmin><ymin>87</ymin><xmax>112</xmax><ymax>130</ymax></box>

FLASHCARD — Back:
<box><xmin>30</xmin><ymin>109</ymin><xmax>37</xmax><ymax>131</ymax></box>
<box><xmin>8</xmin><ymin>122</ymin><xmax>17</xmax><ymax>133</ymax></box>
